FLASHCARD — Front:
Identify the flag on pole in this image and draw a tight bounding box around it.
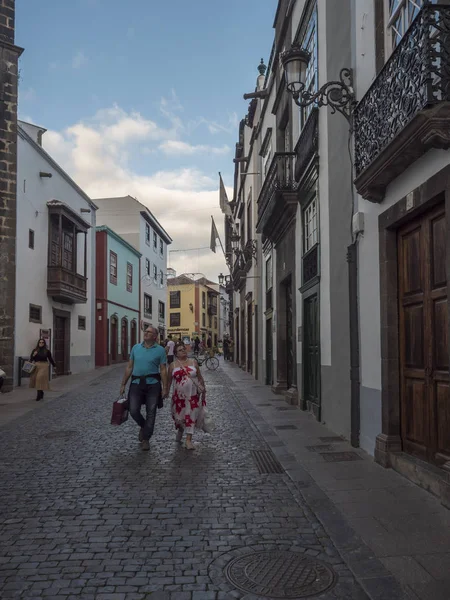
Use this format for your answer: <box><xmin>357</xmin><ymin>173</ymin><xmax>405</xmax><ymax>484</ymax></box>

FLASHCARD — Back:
<box><xmin>210</xmin><ymin>216</ymin><xmax>219</xmax><ymax>253</ymax></box>
<box><xmin>219</xmin><ymin>172</ymin><xmax>232</xmax><ymax>217</ymax></box>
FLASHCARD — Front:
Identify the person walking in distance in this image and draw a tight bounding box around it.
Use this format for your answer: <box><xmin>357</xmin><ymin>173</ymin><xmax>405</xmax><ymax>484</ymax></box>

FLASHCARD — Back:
<box><xmin>120</xmin><ymin>326</ymin><xmax>168</xmax><ymax>451</ymax></box>
<box><xmin>165</xmin><ymin>335</ymin><xmax>175</xmax><ymax>365</ymax></box>
<box><xmin>29</xmin><ymin>338</ymin><xmax>56</xmax><ymax>401</ymax></box>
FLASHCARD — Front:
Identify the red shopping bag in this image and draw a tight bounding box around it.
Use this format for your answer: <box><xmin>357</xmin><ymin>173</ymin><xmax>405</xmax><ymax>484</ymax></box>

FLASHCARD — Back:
<box><xmin>110</xmin><ymin>396</ymin><xmax>129</xmax><ymax>426</ymax></box>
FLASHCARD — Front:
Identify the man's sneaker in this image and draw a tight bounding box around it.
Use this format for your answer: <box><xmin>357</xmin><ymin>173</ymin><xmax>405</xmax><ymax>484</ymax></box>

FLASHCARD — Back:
<box><xmin>139</xmin><ymin>428</ymin><xmax>144</xmax><ymax>442</ymax></box>
<box><xmin>141</xmin><ymin>440</ymin><xmax>150</xmax><ymax>451</ymax></box>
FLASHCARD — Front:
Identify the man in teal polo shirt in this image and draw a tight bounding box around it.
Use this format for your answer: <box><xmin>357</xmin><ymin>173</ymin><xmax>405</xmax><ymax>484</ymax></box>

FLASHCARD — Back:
<box><xmin>120</xmin><ymin>326</ymin><xmax>168</xmax><ymax>451</ymax></box>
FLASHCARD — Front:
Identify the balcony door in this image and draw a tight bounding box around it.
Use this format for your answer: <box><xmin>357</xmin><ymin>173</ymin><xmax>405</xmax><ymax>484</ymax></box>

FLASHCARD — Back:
<box><xmin>398</xmin><ymin>202</ymin><xmax>449</xmax><ymax>466</ymax></box>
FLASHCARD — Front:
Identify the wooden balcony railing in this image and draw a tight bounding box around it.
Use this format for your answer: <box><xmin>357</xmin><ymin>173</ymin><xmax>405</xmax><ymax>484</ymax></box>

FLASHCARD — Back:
<box><xmin>256</xmin><ymin>152</ymin><xmax>297</xmax><ymax>242</ymax></box>
<box><xmin>47</xmin><ymin>266</ymin><xmax>87</xmax><ymax>304</ymax></box>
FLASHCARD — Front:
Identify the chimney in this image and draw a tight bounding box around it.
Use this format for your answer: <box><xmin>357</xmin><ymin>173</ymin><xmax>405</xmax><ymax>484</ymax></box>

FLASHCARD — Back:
<box><xmin>0</xmin><ymin>0</ymin><xmax>24</xmax><ymax>391</ymax></box>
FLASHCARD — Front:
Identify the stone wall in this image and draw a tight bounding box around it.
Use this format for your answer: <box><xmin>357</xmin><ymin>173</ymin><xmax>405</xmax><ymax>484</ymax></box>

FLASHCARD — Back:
<box><xmin>0</xmin><ymin>0</ymin><xmax>23</xmax><ymax>391</ymax></box>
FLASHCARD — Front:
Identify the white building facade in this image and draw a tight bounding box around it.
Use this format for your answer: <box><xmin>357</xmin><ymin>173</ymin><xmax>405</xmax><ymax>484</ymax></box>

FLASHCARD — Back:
<box><xmin>94</xmin><ymin>196</ymin><xmax>172</xmax><ymax>340</ymax></box>
<box><xmin>226</xmin><ymin>0</ymin><xmax>450</xmax><ymax>505</ymax></box>
<box><xmin>15</xmin><ymin>121</ymin><xmax>97</xmax><ymax>385</ymax></box>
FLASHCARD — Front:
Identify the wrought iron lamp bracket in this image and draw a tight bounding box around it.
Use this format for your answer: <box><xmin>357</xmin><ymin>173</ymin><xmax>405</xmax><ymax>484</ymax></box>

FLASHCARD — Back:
<box><xmin>246</xmin><ymin>239</ymin><xmax>258</xmax><ymax>260</ymax></box>
<box><xmin>290</xmin><ymin>68</ymin><xmax>357</xmax><ymax>128</ymax></box>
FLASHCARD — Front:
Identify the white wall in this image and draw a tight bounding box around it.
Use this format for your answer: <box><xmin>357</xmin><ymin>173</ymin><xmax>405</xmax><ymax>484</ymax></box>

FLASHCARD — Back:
<box><xmin>139</xmin><ymin>214</ymin><xmax>168</xmax><ymax>336</ymax></box>
<box><xmin>95</xmin><ymin>196</ymin><xmax>170</xmax><ymax>338</ymax></box>
<box><xmin>15</xmin><ymin>130</ymin><xmax>95</xmax><ymax>382</ymax></box>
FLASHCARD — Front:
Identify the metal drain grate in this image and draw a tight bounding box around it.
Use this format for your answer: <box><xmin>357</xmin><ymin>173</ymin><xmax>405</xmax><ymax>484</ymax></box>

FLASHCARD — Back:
<box><xmin>252</xmin><ymin>450</ymin><xmax>284</xmax><ymax>474</ymax></box>
<box><xmin>306</xmin><ymin>444</ymin><xmax>334</xmax><ymax>452</ymax></box>
<box><xmin>320</xmin><ymin>451</ymin><xmax>363</xmax><ymax>462</ymax></box>
<box><xmin>319</xmin><ymin>436</ymin><xmax>345</xmax><ymax>443</ymax></box>
<box><xmin>275</xmin><ymin>424</ymin><xmax>298</xmax><ymax>430</ymax></box>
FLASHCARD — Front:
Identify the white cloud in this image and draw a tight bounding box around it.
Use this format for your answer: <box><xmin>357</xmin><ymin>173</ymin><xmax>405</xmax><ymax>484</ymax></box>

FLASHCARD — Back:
<box><xmin>20</xmin><ymin>87</ymin><xmax>36</xmax><ymax>102</ymax></box>
<box><xmin>72</xmin><ymin>51</ymin><xmax>88</xmax><ymax>69</ymax></box>
<box><xmin>159</xmin><ymin>140</ymin><xmax>230</xmax><ymax>156</ymax></box>
<box><xmin>42</xmin><ymin>105</ymin><xmax>229</xmax><ymax>281</ymax></box>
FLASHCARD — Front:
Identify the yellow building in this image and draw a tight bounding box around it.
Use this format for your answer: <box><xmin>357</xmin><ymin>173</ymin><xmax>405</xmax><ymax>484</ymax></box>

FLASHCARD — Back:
<box><xmin>167</xmin><ymin>275</ymin><xmax>219</xmax><ymax>346</ymax></box>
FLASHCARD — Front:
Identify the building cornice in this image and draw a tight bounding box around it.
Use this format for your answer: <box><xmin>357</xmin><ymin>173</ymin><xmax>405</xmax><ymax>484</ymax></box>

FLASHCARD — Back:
<box><xmin>139</xmin><ymin>210</ymin><xmax>172</xmax><ymax>245</ymax></box>
<box><xmin>18</xmin><ymin>125</ymin><xmax>98</xmax><ymax>210</ymax></box>
<box><xmin>96</xmin><ymin>225</ymin><xmax>142</xmax><ymax>258</ymax></box>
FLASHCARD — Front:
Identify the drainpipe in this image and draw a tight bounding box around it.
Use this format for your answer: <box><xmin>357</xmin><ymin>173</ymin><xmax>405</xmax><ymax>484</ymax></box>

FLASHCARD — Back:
<box><xmin>347</xmin><ymin>242</ymin><xmax>360</xmax><ymax>448</ymax></box>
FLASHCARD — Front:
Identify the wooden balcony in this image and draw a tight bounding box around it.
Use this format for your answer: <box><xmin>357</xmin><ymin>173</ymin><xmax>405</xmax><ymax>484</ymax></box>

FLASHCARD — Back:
<box><xmin>256</xmin><ymin>152</ymin><xmax>297</xmax><ymax>243</ymax></box>
<box><xmin>354</xmin><ymin>5</ymin><xmax>450</xmax><ymax>202</ymax></box>
<box><xmin>207</xmin><ymin>304</ymin><xmax>217</xmax><ymax>316</ymax></box>
<box><xmin>47</xmin><ymin>266</ymin><xmax>87</xmax><ymax>304</ymax></box>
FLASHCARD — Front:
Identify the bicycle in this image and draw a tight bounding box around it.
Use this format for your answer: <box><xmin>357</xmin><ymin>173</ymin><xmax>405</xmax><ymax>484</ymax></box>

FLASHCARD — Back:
<box><xmin>195</xmin><ymin>352</ymin><xmax>219</xmax><ymax>371</ymax></box>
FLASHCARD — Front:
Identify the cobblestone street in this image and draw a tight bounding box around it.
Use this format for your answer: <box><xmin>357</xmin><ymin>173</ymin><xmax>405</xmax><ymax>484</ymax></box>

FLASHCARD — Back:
<box><xmin>0</xmin><ymin>365</ymin><xmax>370</xmax><ymax>600</ymax></box>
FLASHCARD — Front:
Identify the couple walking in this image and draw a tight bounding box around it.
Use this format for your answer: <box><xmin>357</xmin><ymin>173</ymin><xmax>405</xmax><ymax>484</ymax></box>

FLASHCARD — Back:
<box><xmin>120</xmin><ymin>326</ymin><xmax>206</xmax><ymax>450</ymax></box>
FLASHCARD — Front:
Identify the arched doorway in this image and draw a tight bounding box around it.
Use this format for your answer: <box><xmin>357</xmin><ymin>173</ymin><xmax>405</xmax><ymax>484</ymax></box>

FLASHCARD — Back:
<box><xmin>121</xmin><ymin>317</ymin><xmax>128</xmax><ymax>360</ymax></box>
<box><xmin>110</xmin><ymin>316</ymin><xmax>118</xmax><ymax>362</ymax></box>
<box><xmin>130</xmin><ymin>320</ymin><xmax>137</xmax><ymax>349</ymax></box>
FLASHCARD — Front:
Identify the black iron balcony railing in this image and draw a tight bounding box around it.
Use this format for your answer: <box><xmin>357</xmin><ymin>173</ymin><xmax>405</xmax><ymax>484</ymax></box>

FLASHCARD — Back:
<box><xmin>257</xmin><ymin>153</ymin><xmax>297</xmax><ymax>239</ymax></box>
<box><xmin>354</xmin><ymin>4</ymin><xmax>450</xmax><ymax>199</ymax></box>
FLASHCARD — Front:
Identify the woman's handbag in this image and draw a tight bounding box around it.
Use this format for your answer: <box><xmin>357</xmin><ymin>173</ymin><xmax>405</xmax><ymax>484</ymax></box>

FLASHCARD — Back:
<box><xmin>110</xmin><ymin>396</ymin><xmax>129</xmax><ymax>426</ymax></box>
<box><xmin>22</xmin><ymin>361</ymin><xmax>36</xmax><ymax>375</ymax></box>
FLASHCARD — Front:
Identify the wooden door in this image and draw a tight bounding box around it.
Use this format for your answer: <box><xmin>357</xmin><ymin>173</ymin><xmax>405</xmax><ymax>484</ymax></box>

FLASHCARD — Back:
<box><xmin>130</xmin><ymin>320</ymin><xmax>137</xmax><ymax>349</ymax></box>
<box><xmin>266</xmin><ymin>318</ymin><xmax>273</xmax><ymax>385</ymax></box>
<box><xmin>121</xmin><ymin>319</ymin><xmax>128</xmax><ymax>360</ymax></box>
<box><xmin>54</xmin><ymin>316</ymin><xmax>66</xmax><ymax>374</ymax></box>
<box><xmin>303</xmin><ymin>294</ymin><xmax>321</xmax><ymax>418</ymax></box>
<box><xmin>285</xmin><ymin>279</ymin><xmax>294</xmax><ymax>388</ymax></box>
<box><xmin>247</xmin><ymin>303</ymin><xmax>253</xmax><ymax>373</ymax></box>
<box><xmin>110</xmin><ymin>318</ymin><xmax>118</xmax><ymax>362</ymax></box>
<box><xmin>235</xmin><ymin>315</ymin><xmax>239</xmax><ymax>365</ymax></box>
<box><xmin>398</xmin><ymin>202</ymin><xmax>449</xmax><ymax>465</ymax></box>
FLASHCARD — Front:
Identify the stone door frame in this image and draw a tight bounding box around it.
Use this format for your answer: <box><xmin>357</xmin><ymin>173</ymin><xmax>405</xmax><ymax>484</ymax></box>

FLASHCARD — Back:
<box><xmin>375</xmin><ymin>164</ymin><xmax>450</xmax><ymax>477</ymax></box>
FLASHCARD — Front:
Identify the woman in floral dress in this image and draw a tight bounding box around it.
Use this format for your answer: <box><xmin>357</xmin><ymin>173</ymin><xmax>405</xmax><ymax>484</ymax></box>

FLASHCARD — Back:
<box><xmin>168</xmin><ymin>342</ymin><xmax>206</xmax><ymax>450</ymax></box>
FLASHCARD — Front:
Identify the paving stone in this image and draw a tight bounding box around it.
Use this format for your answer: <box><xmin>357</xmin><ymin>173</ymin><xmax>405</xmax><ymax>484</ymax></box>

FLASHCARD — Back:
<box><xmin>0</xmin><ymin>367</ymin><xmax>368</xmax><ymax>599</ymax></box>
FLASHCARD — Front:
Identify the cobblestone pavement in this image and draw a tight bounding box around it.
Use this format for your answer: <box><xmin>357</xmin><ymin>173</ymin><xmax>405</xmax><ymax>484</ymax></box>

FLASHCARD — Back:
<box><xmin>0</xmin><ymin>366</ymin><xmax>370</xmax><ymax>600</ymax></box>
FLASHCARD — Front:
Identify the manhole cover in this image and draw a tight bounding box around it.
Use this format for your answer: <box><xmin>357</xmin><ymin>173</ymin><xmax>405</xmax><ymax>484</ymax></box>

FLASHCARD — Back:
<box><xmin>306</xmin><ymin>444</ymin><xmax>334</xmax><ymax>452</ymax></box>
<box><xmin>224</xmin><ymin>550</ymin><xmax>336</xmax><ymax>598</ymax></box>
<box><xmin>320</xmin><ymin>451</ymin><xmax>362</xmax><ymax>462</ymax></box>
<box><xmin>43</xmin><ymin>430</ymin><xmax>78</xmax><ymax>440</ymax></box>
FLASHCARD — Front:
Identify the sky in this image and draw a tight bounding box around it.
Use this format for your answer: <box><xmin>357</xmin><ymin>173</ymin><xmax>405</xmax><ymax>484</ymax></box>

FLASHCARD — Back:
<box><xmin>16</xmin><ymin>0</ymin><xmax>277</xmax><ymax>282</ymax></box>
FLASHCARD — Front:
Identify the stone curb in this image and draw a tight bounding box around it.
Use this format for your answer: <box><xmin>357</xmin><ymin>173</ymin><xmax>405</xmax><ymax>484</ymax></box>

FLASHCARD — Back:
<box><xmin>218</xmin><ymin>366</ymin><xmax>411</xmax><ymax>600</ymax></box>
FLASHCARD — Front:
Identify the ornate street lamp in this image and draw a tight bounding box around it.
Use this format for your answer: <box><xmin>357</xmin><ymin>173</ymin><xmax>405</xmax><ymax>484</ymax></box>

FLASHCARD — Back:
<box><xmin>218</xmin><ymin>273</ymin><xmax>224</xmax><ymax>285</ymax></box>
<box><xmin>280</xmin><ymin>44</ymin><xmax>356</xmax><ymax>126</ymax></box>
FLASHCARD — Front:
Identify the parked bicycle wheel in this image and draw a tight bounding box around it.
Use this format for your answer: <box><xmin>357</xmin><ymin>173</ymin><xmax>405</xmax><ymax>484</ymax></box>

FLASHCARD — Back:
<box><xmin>205</xmin><ymin>356</ymin><xmax>219</xmax><ymax>370</ymax></box>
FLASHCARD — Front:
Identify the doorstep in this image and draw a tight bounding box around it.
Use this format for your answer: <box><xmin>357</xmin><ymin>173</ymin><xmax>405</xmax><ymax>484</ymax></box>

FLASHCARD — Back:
<box><xmin>389</xmin><ymin>451</ymin><xmax>450</xmax><ymax>510</ymax></box>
